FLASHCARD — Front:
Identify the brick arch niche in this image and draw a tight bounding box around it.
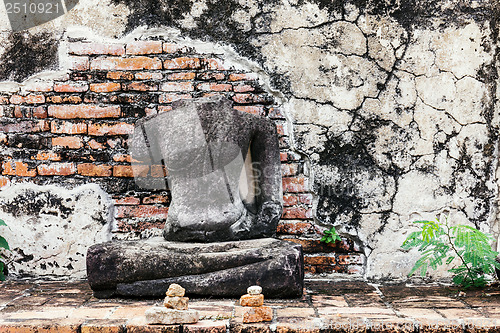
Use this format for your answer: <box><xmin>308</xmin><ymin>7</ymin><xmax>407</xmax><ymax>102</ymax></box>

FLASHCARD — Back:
<box><xmin>0</xmin><ymin>35</ymin><xmax>363</xmax><ymax>276</ymax></box>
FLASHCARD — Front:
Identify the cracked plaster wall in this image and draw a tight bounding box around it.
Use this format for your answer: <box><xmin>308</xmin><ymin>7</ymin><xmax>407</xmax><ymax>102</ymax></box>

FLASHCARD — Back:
<box><xmin>0</xmin><ymin>0</ymin><xmax>499</xmax><ymax>279</ymax></box>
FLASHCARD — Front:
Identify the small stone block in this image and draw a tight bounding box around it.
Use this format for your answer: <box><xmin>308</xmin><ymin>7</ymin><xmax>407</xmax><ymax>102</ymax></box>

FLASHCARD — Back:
<box><xmin>166</xmin><ymin>283</ymin><xmax>185</xmax><ymax>297</ymax></box>
<box><xmin>240</xmin><ymin>294</ymin><xmax>264</xmax><ymax>307</ymax></box>
<box><xmin>164</xmin><ymin>296</ymin><xmax>189</xmax><ymax>310</ymax></box>
<box><xmin>247</xmin><ymin>286</ymin><xmax>262</xmax><ymax>295</ymax></box>
<box><xmin>145</xmin><ymin>307</ymin><xmax>199</xmax><ymax>325</ymax></box>
<box><xmin>242</xmin><ymin>306</ymin><xmax>272</xmax><ymax>323</ymax></box>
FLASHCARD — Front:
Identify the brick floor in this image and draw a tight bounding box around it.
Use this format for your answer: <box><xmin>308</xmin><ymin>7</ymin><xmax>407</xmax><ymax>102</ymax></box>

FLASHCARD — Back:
<box><xmin>1</xmin><ymin>279</ymin><xmax>500</xmax><ymax>332</ymax></box>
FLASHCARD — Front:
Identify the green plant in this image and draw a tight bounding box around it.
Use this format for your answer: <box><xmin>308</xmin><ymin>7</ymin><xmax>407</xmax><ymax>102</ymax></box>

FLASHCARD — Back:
<box><xmin>0</xmin><ymin>219</ymin><xmax>9</xmax><ymax>281</ymax></box>
<box><xmin>321</xmin><ymin>226</ymin><xmax>341</xmax><ymax>244</ymax></box>
<box><xmin>401</xmin><ymin>215</ymin><xmax>500</xmax><ymax>288</ymax></box>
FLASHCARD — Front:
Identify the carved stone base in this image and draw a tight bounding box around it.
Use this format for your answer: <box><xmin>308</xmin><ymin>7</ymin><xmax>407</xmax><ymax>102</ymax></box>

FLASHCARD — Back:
<box><xmin>86</xmin><ymin>237</ymin><xmax>304</xmax><ymax>298</ymax></box>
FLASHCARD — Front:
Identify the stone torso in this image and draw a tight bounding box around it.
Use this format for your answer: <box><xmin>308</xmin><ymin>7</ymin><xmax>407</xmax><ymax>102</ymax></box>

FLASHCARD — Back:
<box><xmin>130</xmin><ymin>96</ymin><xmax>282</xmax><ymax>242</ymax></box>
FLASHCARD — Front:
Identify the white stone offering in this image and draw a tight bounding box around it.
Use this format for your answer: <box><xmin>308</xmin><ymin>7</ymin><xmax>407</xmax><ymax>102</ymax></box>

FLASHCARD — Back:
<box><xmin>247</xmin><ymin>285</ymin><xmax>262</xmax><ymax>295</ymax></box>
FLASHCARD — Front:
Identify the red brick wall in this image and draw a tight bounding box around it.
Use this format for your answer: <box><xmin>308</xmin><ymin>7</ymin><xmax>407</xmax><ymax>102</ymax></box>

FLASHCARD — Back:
<box><xmin>0</xmin><ymin>39</ymin><xmax>364</xmax><ymax>275</ymax></box>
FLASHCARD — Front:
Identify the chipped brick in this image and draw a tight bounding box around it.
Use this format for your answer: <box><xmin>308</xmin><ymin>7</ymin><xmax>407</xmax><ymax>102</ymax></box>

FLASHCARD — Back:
<box><xmin>77</xmin><ymin>163</ymin><xmax>112</xmax><ymax>177</ymax></box>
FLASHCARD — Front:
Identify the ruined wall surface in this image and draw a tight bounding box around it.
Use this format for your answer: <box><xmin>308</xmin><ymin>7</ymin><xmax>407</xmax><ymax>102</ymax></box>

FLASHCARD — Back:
<box><xmin>0</xmin><ymin>0</ymin><xmax>498</xmax><ymax>280</ymax></box>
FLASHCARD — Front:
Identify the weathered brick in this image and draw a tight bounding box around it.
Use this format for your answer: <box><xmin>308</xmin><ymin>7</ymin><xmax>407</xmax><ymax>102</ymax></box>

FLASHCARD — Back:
<box><xmin>48</xmin><ymin>105</ymin><xmax>121</xmax><ymax>119</ymax></box>
<box><xmin>0</xmin><ymin>120</ymin><xmax>49</xmax><ymax>133</ymax></box>
<box><xmin>160</xmin><ymin>82</ymin><xmax>194</xmax><ymax>92</ymax></box>
<box><xmin>135</xmin><ymin>72</ymin><xmax>163</xmax><ymax>80</ymax></box>
<box><xmin>37</xmin><ymin>162</ymin><xmax>76</xmax><ymax>176</ymax></box>
<box><xmin>159</xmin><ymin>93</ymin><xmax>192</xmax><ymax>104</ymax></box>
<box><xmin>123</xmin><ymin>82</ymin><xmax>158</xmax><ymax>91</ymax></box>
<box><xmin>2</xmin><ymin>161</ymin><xmax>37</xmax><ymax>177</ymax></box>
<box><xmin>10</xmin><ymin>95</ymin><xmax>25</xmax><ymax>104</ymax></box>
<box><xmin>298</xmin><ymin>193</ymin><xmax>313</xmax><ymax>205</ymax></box>
<box><xmin>282</xmin><ymin>207</ymin><xmax>313</xmax><ymax>219</ymax></box>
<box><xmin>0</xmin><ymin>323</ymin><xmax>80</xmax><ymax>333</ymax></box>
<box><xmin>232</xmin><ymin>93</ymin><xmax>270</xmax><ymax>104</ymax></box>
<box><xmin>88</xmin><ymin>122</ymin><xmax>134</xmax><ymax>136</ymax></box>
<box><xmin>280</xmin><ymin>151</ymin><xmax>302</xmax><ymax>162</ymax></box>
<box><xmin>197</xmin><ymin>72</ymin><xmax>225</xmax><ymax>81</ymax></box>
<box><xmin>163</xmin><ymin>57</ymin><xmax>201</xmax><ymax>70</ymax></box>
<box><xmin>113</xmin><ymin>154</ymin><xmax>132</xmax><ymax>163</ymax></box>
<box><xmin>47</xmin><ymin>95</ymin><xmax>82</xmax><ymax>104</ymax></box>
<box><xmin>69</xmin><ymin>42</ymin><xmax>125</xmax><ymax>55</ymax></box>
<box><xmin>115</xmin><ymin>205</ymin><xmax>169</xmax><ymax>219</ymax></box>
<box><xmin>87</xmin><ymin>139</ymin><xmax>105</xmax><ymax>149</ymax></box>
<box><xmin>142</xmin><ymin>195</ymin><xmax>169</xmax><ymax>204</ymax></box>
<box><xmin>338</xmin><ymin>254</ymin><xmax>364</xmax><ymax>265</ymax></box>
<box><xmin>81</xmin><ymin>322</ymin><xmax>125</xmax><ymax>333</ymax></box>
<box><xmin>90</xmin><ymin>82</ymin><xmax>121</xmax><ymax>93</ymax></box>
<box><xmin>233</xmin><ymin>105</ymin><xmax>264</xmax><ymax>116</ymax></box>
<box><xmin>151</xmin><ymin>165</ymin><xmax>167</xmax><ymax>177</ymax></box>
<box><xmin>283</xmin><ymin>238</ymin><xmax>354</xmax><ymax>253</ymax></box>
<box><xmin>71</xmin><ymin>72</ymin><xmax>92</xmax><ymax>81</ymax></box>
<box><xmin>14</xmin><ymin>106</ymin><xmax>25</xmax><ymax>118</ymax></box>
<box><xmin>24</xmin><ymin>94</ymin><xmax>45</xmax><ymax>104</ymax></box>
<box><xmin>308</xmin><ymin>265</ymin><xmax>342</xmax><ymax>274</ymax></box>
<box><xmin>281</xmin><ymin>163</ymin><xmax>299</xmax><ymax>176</ymax></box>
<box><xmin>113</xmin><ymin>165</ymin><xmax>149</xmax><ymax>178</ymax></box>
<box><xmin>91</xmin><ymin>57</ymin><xmax>162</xmax><ymax>70</ymax></box>
<box><xmin>197</xmin><ymin>83</ymin><xmax>232</xmax><ymax>92</ymax></box>
<box><xmin>242</xmin><ymin>306</ymin><xmax>272</xmax><ymax>323</ymax></box>
<box><xmin>163</xmin><ymin>43</ymin><xmax>184</xmax><ymax>53</ymax></box>
<box><xmin>107</xmin><ymin>138</ymin><xmax>122</xmax><ymax>148</ymax></box>
<box><xmin>283</xmin><ymin>194</ymin><xmax>298</xmax><ymax>206</ymax></box>
<box><xmin>233</xmin><ymin>84</ymin><xmax>255</xmax><ymax>93</ymax></box>
<box><xmin>68</xmin><ymin>56</ymin><xmax>90</xmax><ymax>70</ymax></box>
<box><xmin>305</xmin><ymin>255</ymin><xmax>336</xmax><ymax>266</ymax></box>
<box><xmin>240</xmin><ymin>294</ymin><xmax>264</xmax><ymax>307</ymax></box>
<box><xmin>282</xmin><ymin>177</ymin><xmax>309</xmax><ymax>193</ymax></box>
<box><xmin>268</xmin><ymin>107</ymin><xmax>285</xmax><ymax>119</ymax></box>
<box><xmin>277</xmin><ymin>221</ymin><xmax>317</xmax><ymax>235</ymax></box>
<box><xmin>33</xmin><ymin>106</ymin><xmax>47</xmax><ymax>118</ymax></box>
<box><xmin>77</xmin><ymin>163</ymin><xmax>112</xmax><ymax>177</ymax></box>
<box><xmin>114</xmin><ymin>196</ymin><xmax>141</xmax><ymax>205</ymax></box>
<box><xmin>54</xmin><ymin>82</ymin><xmax>89</xmax><ymax>93</ymax></box>
<box><xmin>202</xmin><ymin>92</ymin><xmax>223</xmax><ymax>99</ymax></box>
<box><xmin>52</xmin><ymin>136</ymin><xmax>84</xmax><ymax>149</ymax></box>
<box><xmin>35</xmin><ymin>152</ymin><xmax>62</xmax><ymax>161</ymax></box>
<box><xmin>126</xmin><ymin>41</ymin><xmax>163</xmax><ymax>55</ymax></box>
<box><xmin>167</xmin><ymin>72</ymin><xmax>196</xmax><ymax>80</ymax></box>
<box><xmin>107</xmin><ymin>71</ymin><xmax>135</xmax><ymax>80</ymax></box>
<box><xmin>0</xmin><ymin>176</ymin><xmax>10</xmax><ymax>188</ymax></box>
<box><xmin>116</xmin><ymin>220</ymin><xmax>166</xmax><ymax>233</ymax></box>
<box><xmin>229</xmin><ymin>73</ymin><xmax>258</xmax><ymax>81</ymax></box>
<box><xmin>113</xmin><ymin>165</ymin><xmax>133</xmax><ymax>177</ymax></box>
<box><xmin>202</xmin><ymin>58</ymin><xmax>226</xmax><ymax>70</ymax></box>
<box><xmin>51</xmin><ymin>121</ymin><xmax>87</xmax><ymax>134</ymax></box>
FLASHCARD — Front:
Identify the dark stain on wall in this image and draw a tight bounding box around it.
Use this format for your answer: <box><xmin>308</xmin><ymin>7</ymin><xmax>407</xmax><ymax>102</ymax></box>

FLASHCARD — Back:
<box><xmin>0</xmin><ymin>189</ymin><xmax>74</xmax><ymax>219</ymax></box>
<box><xmin>0</xmin><ymin>32</ymin><xmax>59</xmax><ymax>82</ymax></box>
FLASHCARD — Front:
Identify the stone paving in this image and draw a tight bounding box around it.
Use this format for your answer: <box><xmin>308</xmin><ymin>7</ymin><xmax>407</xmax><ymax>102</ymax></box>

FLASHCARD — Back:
<box><xmin>1</xmin><ymin>278</ymin><xmax>500</xmax><ymax>332</ymax></box>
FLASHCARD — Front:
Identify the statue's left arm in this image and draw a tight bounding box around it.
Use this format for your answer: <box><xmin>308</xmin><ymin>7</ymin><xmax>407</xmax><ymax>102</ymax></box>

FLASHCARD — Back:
<box><xmin>250</xmin><ymin>118</ymin><xmax>283</xmax><ymax>233</ymax></box>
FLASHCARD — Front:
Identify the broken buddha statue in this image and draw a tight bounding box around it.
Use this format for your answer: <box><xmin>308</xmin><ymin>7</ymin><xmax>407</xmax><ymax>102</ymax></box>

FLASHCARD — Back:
<box><xmin>129</xmin><ymin>95</ymin><xmax>283</xmax><ymax>242</ymax></box>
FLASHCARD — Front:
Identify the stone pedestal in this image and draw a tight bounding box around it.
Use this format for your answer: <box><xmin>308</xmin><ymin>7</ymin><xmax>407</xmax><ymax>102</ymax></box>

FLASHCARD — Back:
<box><xmin>86</xmin><ymin>237</ymin><xmax>304</xmax><ymax>298</ymax></box>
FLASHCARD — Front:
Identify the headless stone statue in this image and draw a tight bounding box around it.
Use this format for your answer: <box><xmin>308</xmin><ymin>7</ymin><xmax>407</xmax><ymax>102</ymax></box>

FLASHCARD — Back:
<box><xmin>86</xmin><ymin>96</ymin><xmax>303</xmax><ymax>299</ymax></box>
<box><xmin>130</xmin><ymin>95</ymin><xmax>283</xmax><ymax>242</ymax></box>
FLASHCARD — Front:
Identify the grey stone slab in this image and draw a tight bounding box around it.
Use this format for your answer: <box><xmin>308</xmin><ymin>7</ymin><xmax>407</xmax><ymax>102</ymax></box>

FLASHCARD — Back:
<box><xmin>87</xmin><ymin>237</ymin><xmax>303</xmax><ymax>298</ymax></box>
